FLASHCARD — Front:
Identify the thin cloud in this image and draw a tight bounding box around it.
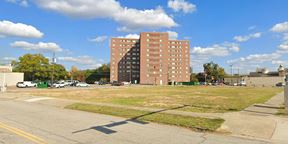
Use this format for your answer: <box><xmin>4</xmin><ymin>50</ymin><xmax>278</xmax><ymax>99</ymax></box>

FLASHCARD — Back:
<box><xmin>11</xmin><ymin>41</ymin><xmax>63</xmax><ymax>52</ymax></box>
<box><xmin>233</xmin><ymin>32</ymin><xmax>261</xmax><ymax>42</ymax></box>
<box><xmin>168</xmin><ymin>0</ymin><xmax>197</xmax><ymax>13</ymax></box>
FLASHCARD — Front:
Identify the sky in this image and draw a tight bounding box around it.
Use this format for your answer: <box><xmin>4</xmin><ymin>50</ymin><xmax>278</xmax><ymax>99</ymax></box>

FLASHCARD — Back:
<box><xmin>1</xmin><ymin>0</ymin><xmax>288</xmax><ymax>74</ymax></box>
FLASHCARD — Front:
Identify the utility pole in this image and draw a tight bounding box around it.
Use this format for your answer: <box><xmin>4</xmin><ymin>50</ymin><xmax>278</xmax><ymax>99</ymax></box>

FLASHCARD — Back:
<box><xmin>285</xmin><ymin>75</ymin><xmax>288</xmax><ymax>113</ymax></box>
<box><xmin>230</xmin><ymin>64</ymin><xmax>233</xmax><ymax>76</ymax></box>
<box><xmin>230</xmin><ymin>64</ymin><xmax>233</xmax><ymax>85</ymax></box>
<box><xmin>51</xmin><ymin>52</ymin><xmax>56</xmax><ymax>88</ymax></box>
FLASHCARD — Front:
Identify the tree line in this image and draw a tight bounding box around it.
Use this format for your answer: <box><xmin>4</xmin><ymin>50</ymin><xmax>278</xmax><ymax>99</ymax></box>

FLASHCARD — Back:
<box><xmin>190</xmin><ymin>61</ymin><xmax>227</xmax><ymax>83</ymax></box>
<box><xmin>12</xmin><ymin>54</ymin><xmax>110</xmax><ymax>83</ymax></box>
<box><xmin>12</xmin><ymin>54</ymin><xmax>226</xmax><ymax>83</ymax></box>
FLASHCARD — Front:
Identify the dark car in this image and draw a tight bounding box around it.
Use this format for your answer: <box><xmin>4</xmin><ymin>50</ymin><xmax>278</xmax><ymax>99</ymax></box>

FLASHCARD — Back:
<box><xmin>111</xmin><ymin>81</ymin><xmax>123</xmax><ymax>86</ymax></box>
<box><xmin>276</xmin><ymin>82</ymin><xmax>285</xmax><ymax>87</ymax></box>
<box><xmin>99</xmin><ymin>81</ymin><xmax>106</xmax><ymax>85</ymax></box>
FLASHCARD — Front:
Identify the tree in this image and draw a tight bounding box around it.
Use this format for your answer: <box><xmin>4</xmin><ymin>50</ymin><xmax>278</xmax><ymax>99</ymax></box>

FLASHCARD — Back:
<box><xmin>196</xmin><ymin>73</ymin><xmax>206</xmax><ymax>82</ymax></box>
<box><xmin>203</xmin><ymin>61</ymin><xmax>226</xmax><ymax>82</ymax></box>
<box><xmin>51</xmin><ymin>64</ymin><xmax>68</xmax><ymax>80</ymax></box>
<box><xmin>85</xmin><ymin>64</ymin><xmax>110</xmax><ymax>83</ymax></box>
<box><xmin>190</xmin><ymin>73</ymin><xmax>199</xmax><ymax>82</ymax></box>
<box><xmin>13</xmin><ymin>54</ymin><xmax>68</xmax><ymax>81</ymax></box>
<box><xmin>70</xmin><ymin>66</ymin><xmax>79</xmax><ymax>80</ymax></box>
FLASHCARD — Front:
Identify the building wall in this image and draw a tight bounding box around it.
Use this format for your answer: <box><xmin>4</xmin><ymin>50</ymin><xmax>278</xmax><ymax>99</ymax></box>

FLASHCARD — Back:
<box><xmin>0</xmin><ymin>73</ymin><xmax>24</xmax><ymax>86</ymax></box>
<box><xmin>244</xmin><ymin>77</ymin><xmax>285</xmax><ymax>87</ymax></box>
<box><xmin>168</xmin><ymin>40</ymin><xmax>190</xmax><ymax>83</ymax></box>
<box><xmin>224</xmin><ymin>77</ymin><xmax>243</xmax><ymax>85</ymax></box>
<box><xmin>0</xmin><ymin>65</ymin><xmax>12</xmax><ymax>73</ymax></box>
<box><xmin>140</xmin><ymin>32</ymin><xmax>169</xmax><ymax>85</ymax></box>
<box><xmin>110</xmin><ymin>38</ymin><xmax>140</xmax><ymax>83</ymax></box>
<box><xmin>110</xmin><ymin>32</ymin><xmax>190</xmax><ymax>85</ymax></box>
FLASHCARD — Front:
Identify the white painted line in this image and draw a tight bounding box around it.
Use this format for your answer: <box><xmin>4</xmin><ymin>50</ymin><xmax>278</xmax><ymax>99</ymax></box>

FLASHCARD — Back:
<box><xmin>24</xmin><ymin>97</ymin><xmax>55</xmax><ymax>102</ymax></box>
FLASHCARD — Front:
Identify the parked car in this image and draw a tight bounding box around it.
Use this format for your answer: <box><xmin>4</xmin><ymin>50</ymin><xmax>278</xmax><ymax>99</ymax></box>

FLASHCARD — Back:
<box><xmin>70</xmin><ymin>80</ymin><xmax>80</xmax><ymax>86</ymax></box>
<box><xmin>53</xmin><ymin>82</ymin><xmax>65</xmax><ymax>88</ymax></box>
<box><xmin>16</xmin><ymin>81</ymin><xmax>37</xmax><ymax>88</ymax></box>
<box><xmin>239</xmin><ymin>81</ymin><xmax>246</xmax><ymax>86</ymax></box>
<box><xmin>76</xmin><ymin>82</ymin><xmax>90</xmax><ymax>87</ymax></box>
<box><xmin>94</xmin><ymin>81</ymin><xmax>99</xmax><ymax>85</ymax></box>
<box><xmin>121</xmin><ymin>81</ymin><xmax>131</xmax><ymax>85</ymax></box>
<box><xmin>111</xmin><ymin>81</ymin><xmax>123</xmax><ymax>86</ymax></box>
<box><xmin>276</xmin><ymin>82</ymin><xmax>285</xmax><ymax>87</ymax></box>
<box><xmin>199</xmin><ymin>82</ymin><xmax>207</xmax><ymax>85</ymax></box>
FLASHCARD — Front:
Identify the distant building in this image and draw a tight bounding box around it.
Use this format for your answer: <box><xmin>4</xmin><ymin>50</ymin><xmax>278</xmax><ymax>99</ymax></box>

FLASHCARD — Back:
<box><xmin>110</xmin><ymin>32</ymin><xmax>190</xmax><ymax>85</ymax></box>
<box><xmin>0</xmin><ymin>65</ymin><xmax>12</xmax><ymax>73</ymax></box>
<box><xmin>224</xmin><ymin>65</ymin><xmax>287</xmax><ymax>87</ymax></box>
<box><xmin>0</xmin><ymin>64</ymin><xmax>24</xmax><ymax>87</ymax></box>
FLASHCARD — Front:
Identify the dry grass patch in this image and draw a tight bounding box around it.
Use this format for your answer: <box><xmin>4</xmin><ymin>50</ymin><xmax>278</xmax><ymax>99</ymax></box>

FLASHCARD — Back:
<box><xmin>17</xmin><ymin>86</ymin><xmax>283</xmax><ymax>113</ymax></box>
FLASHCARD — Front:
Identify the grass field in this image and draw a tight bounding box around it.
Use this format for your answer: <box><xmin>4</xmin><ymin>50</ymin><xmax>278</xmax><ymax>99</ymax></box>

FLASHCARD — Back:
<box><xmin>66</xmin><ymin>103</ymin><xmax>224</xmax><ymax>131</ymax></box>
<box><xmin>24</xmin><ymin>86</ymin><xmax>283</xmax><ymax>113</ymax></box>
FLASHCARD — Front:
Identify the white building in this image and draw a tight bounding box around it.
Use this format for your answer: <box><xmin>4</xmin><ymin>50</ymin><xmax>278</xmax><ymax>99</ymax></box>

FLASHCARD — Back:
<box><xmin>0</xmin><ymin>64</ymin><xmax>24</xmax><ymax>87</ymax></box>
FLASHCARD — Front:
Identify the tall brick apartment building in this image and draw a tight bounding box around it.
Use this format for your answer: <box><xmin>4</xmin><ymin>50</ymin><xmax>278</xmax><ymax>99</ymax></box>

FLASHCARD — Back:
<box><xmin>110</xmin><ymin>32</ymin><xmax>190</xmax><ymax>85</ymax></box>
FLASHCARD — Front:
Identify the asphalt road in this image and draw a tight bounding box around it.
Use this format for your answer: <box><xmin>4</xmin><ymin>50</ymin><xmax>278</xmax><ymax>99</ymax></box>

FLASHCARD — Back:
<box><xmin>0</xmin><ymin>97</ymin><xmax>271</xmax><ymax>144</ymax></box>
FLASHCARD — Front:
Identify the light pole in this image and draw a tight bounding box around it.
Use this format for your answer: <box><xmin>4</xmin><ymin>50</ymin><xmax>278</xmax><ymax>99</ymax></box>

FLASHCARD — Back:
<box><xmin>230</xmin><ymin>64</ymin><xmax>233</xmax><ymax>85</ymax></box>
<box><xmin>285</xmin><ymin>75</ymin><xmax>288</xmax><ymax>113</ymax></box>
<box><xmin>51</xmin><ymin>53</ymin><xmax>56</xmax><ymax>88</ymax></box>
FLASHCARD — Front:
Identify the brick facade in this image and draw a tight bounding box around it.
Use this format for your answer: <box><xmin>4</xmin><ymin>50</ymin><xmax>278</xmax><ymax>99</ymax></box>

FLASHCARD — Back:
<box><xmin>110</xmin><ymin>32</ymin><xmax>190</xmax><ymax>85</ymax></box>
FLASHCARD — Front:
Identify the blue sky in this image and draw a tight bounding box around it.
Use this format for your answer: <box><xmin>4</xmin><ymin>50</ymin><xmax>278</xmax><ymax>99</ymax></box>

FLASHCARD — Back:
<box><xmin>1</xmin><ymin>0</ymin><xmax>288</xmax><ymax>74</ymax></box>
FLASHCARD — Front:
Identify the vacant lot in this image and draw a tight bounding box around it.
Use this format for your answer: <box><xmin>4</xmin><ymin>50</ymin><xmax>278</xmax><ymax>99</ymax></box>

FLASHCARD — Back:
<box><xmin>15</xmin><ymin>86</ymin><xmax>283</xmax><ymax>113</ymax></box>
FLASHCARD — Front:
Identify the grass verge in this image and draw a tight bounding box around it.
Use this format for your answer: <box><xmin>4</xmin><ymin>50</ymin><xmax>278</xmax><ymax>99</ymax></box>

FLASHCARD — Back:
<box><xmin>65</xmin><ymin>103</ymin><xmax>225</xmax><ymax>131</ymax></box>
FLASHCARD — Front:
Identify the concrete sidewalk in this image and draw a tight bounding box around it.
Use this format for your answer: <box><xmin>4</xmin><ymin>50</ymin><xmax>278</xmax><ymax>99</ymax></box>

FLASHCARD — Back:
<box><xmin>219</xmin><ymin>92</ymin><xmax>288</xmax><ymax>143</ymax></box>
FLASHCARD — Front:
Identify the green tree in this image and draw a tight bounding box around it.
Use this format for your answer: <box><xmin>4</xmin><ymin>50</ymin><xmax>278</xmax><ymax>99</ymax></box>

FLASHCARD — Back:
<box><xmin>85</xmin><ymin>64</ymin><xmax>110</xmax><ymax>83</ymax></box>
<box><xmin>51</xmin><ymin>64</ymin><xmax>68</xmax><ymax>80</ymax></box>
<box><xmin>190</xmin><ymin>73</ymin><xmax>199</xmax><ymax>82</ymax></box>
<box><xmin>203</xmin><ymin>61</ymin><xmax>226</xmax><ymax>82</ymax></box>
<box><xmin>13</xmin><ymin>54</ymin><xmax>68</xmax><ymax>81</ymax></box>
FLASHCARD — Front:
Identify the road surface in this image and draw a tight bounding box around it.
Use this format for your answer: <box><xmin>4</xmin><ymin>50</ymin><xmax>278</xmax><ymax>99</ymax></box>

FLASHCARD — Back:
<box><xmin>0</xmin><ymin>96</ymin><xmax>271</xmax><ymax>144</ymax></box>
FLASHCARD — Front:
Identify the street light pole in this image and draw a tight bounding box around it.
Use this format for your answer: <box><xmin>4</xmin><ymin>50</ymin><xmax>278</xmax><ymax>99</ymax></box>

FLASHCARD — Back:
<box><xmin>51</xmin><ymin>52</ymin><xmax>56</xmax><ymax>88</ymax></box>
<box><xmin>230</xmin><ymin>64</ymin><xmax>233</xmax><ymax>85</ymax></box>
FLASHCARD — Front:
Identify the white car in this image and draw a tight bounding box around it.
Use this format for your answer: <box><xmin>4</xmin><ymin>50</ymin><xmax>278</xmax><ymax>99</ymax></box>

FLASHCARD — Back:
<box><xmin>53</xmin><ymin>82</ymin><xmax>65</xmax><ymax>88</ymax></box>
<box><xmin>239</xmin><ymin>81</ymin><xmax>246</xmax><ymax>86</ymax></box>
<box><xmin>76</xmin><ymin>82</ymin><xmax>90</xmax><ymax>87</ymax></box>
<box><xmin>16</xmin><ymin>81</ymin><xmax>37</xmax><ymax>88</ymax></box>
<box><xmin>121</xmin><ymin>81</ymin><xmax>131</xmax><ymax>85</ymax></box>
